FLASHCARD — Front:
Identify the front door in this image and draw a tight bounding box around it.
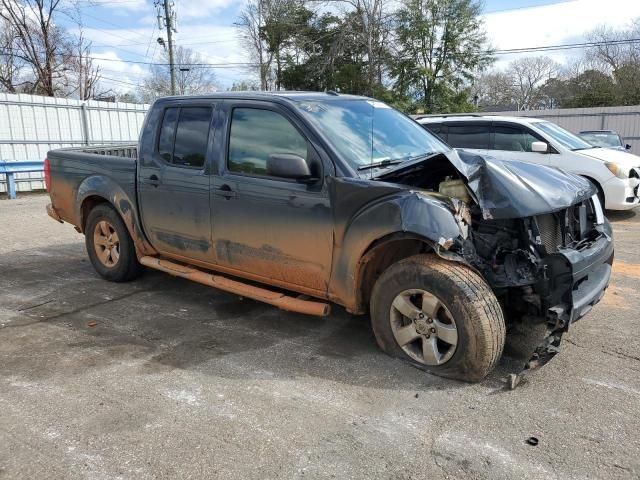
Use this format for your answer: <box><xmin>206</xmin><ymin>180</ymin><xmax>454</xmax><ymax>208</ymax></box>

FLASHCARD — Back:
<box><xmin>488</xmin><ymin>123</ymin><xmax>552</xmax><ymax>166</ymax></box>
<box><xmin>138</xmin><ymin>103</ymin><xmax>215</xmax><ymax>262</ymax></box>
<box><xmin>211</xmin><ymin>101</ymin><xmax>334</xmax><ymax>294</ymax></box>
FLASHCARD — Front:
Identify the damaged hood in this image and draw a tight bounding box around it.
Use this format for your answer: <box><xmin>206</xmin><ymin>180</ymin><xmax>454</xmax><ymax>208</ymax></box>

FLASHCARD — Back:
<box><xmin>378</xmin><ymin>149</ymin><xmax>596</xmax><ymax>219</ymax></box>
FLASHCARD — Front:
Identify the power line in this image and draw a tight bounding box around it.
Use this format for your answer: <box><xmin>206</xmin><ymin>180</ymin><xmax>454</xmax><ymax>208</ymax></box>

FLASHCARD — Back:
<box><xmin>0</xmin><ymin>49</ymin><xmax>257</xmax><ymax>68</ymax></box>
<box><xmin>3</xmin><ymin>35</ymin><xmax>639</xmax><ymax>69</ymax></box>
<box><xmin>493</xmin><ymin>37</ymin><xmax>640</xmax><ymax>55</ymax></box>
<box><xmin>100</xmin><ymin>75</ymin><xmax>141</xmax><ymax>87</ymax></box>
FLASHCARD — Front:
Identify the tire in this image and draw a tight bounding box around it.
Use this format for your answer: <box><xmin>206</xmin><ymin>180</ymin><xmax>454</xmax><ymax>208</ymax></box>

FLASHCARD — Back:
<box><xmin>370</xmin><ymin>254</ymin><xmax>505</xmax><ymax>382</ymax></box>
<box><xmin>85</xmin><ymin>203</ymin><xmax>143</xmax><ymax>282</ymax></box>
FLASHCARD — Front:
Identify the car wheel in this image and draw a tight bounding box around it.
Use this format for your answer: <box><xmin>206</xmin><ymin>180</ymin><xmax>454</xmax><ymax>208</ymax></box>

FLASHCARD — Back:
<box><xmin>85</xmin><ymin>204</ymin><xmax>143</xmax><ymax>282</ymax></box>
<box><xmin>370</xmin><ymin>254</ymin><xmax>505</xmax><ymax>382</ymax></box>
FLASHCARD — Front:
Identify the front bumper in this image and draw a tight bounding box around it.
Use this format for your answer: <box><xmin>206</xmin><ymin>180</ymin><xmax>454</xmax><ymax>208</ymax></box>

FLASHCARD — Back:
<box><xmin>542</xmin><ymin>229</ymin><xmax>614</xmax><ymax>327</ymax></box>
<box><xmin>603</xmin><ymin>175</ymin><xmax>640</xmax><ymax>210</ymax></box>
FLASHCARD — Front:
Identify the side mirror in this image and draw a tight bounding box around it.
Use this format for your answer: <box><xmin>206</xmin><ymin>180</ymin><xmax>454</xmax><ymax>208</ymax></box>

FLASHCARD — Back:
<box><xmin>531</xmin><ymin>141</ymin><xmax>548</xmax><ymax>153</ymax></box>
<box><xmin>267</xmin><ymin>153</ymin><xmax>312</xmax><ymax>180</ymax></box>
<box><xmin>626</xmin><ymin>144</ymin><xmax>632</xmax><ymax>150</ymax></box>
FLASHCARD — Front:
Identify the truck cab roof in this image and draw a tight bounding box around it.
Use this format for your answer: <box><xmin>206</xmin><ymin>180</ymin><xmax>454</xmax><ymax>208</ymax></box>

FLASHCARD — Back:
<box><xmin>153</xmin><ymin>91</ymin><xmax>371</xmax><ymax>105</ymax></box>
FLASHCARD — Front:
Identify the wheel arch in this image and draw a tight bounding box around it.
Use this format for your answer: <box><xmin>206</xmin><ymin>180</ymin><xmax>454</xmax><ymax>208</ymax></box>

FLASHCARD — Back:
<box><xmin>76</xmin><ymin>175</ymin><xmax>156</xmax><ymax>256</ymax></box>
<box><xmin>581</xmin><ymin>174</ymin><xmax>604</xmax><ymax>205</ymax></box>
<box><xmin>353</xmin><ymin>232</ymin><xmax>436</xmax><ymax>315</ymax></box>
<box><xmin>328</xmin><ymin>192</ymin><xmax>466</xmax><ymax>314</ymax></box>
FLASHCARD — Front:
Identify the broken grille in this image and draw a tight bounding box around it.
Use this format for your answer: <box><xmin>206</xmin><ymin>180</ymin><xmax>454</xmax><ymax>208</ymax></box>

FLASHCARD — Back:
<box><xmin>536</xmin><ymin>213</ymin><xmax>564</xmax><ymax>253</ymax></box>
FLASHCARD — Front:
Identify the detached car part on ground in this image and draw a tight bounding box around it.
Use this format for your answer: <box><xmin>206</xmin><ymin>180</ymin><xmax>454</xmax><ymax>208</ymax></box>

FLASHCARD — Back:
<box><xmin>45</xmin><ymin>93</ymin><xmax>614</xmax><ymax>384</ymax></box>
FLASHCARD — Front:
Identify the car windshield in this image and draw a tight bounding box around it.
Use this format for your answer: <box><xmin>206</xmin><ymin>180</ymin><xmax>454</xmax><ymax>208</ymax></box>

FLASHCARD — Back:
<box><xmin>534</xmin><ymin>121</ymin><xmax>594</xmax><ymax>151</ymax></box>
<box><xmin>579</xmin><ymin>132</ymin><xmax>623</xmax><ymax>148</ymax></box>
<box><xmin>294</xmin><ymin>98</ymin><xmax>449</xmax><ymax>171</ymax></box>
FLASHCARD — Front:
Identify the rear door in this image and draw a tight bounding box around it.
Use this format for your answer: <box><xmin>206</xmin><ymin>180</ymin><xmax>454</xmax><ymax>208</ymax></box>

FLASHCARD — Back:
<box><xmin>138</xmin><ymin>102</ymin><xmax>216</xmax><ymax>262</ymax></box>
<box><xmin>445</xmin><ymin>122</ymin><xmax>493</xmax><ymax>156</ymax></box>
<box><xmin>210</xmin><ymin>100</ymin><xmax>334</xmax><ymax>294</ymax></box>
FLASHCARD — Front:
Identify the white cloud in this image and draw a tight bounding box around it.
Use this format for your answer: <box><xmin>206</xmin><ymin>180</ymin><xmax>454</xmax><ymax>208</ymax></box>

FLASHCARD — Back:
<box><xmin>482</xmin><ymin>0</ymin><xmax>640</xmax><ymax>68</ymax></box>
<box><xmin>85</xmin><ymin>22</ymin><xmax>248</xmax><ymax>90</ymax></box>
<box><xmin>86</xmin><ymin>0</ymin><xmax>640</xmax><ymax>92</ymax></box>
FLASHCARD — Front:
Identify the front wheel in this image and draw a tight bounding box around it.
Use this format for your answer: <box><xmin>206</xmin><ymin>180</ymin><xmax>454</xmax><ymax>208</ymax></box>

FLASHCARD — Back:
<box><xmin>370</xmin><ymin>254</ymin><xmax>505</xmax><ymax>382</ymax></box>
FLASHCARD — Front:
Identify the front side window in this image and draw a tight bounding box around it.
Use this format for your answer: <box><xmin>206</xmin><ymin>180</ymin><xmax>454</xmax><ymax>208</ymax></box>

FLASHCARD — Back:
<box><xmin>534</xmin><ymin>121</ymin><xmax>593</xmax><ymax>151</ymax></box>
<box><xmin>228</xmin><ymin>108</ymin><xmax>308</xmax><ymax>176</ymax></box>
<box><xmin>172</xmin><ymin>107</ymin><xmax>212</xmax><ymax>168</ymax></box>
<box><xmin>447</xmin><ymin>124</ymin><xmax>490</xmax><ymax>149</ymax></box>
<box><xmin>493</xmin><ymin>125</ymin><xmax>541</xmax><ymax>152</ymax></box>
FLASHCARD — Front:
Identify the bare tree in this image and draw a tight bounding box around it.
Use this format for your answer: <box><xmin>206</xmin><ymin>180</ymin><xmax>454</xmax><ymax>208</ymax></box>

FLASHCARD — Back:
<box><xmin>69</xmin><ymin>31</ymin><xmax>101</xmax><ymax>100</ymax></box>
<box><xmin>585</xmin><ymin>20</ymin><xmax>640</xmax><ymax>105</ymax></box>
<box><xmin>0</xmin><ymin>0</ymin><xmax>71</xmax><ymax>96</ymax></box>
<box><xmin>60</xmin><ymin>5</ymin><xmax>103</xmax><ymax>100</ymax></box>
<box><xmin>507</xmin><ymin>56</ymin><xmax>560</xmax><ymax>110</ymax></box>
<box><xmin>586</xmin><ymin>21</ymin><xmax>640</xmax><ymax>72</ymax></box>
<box><xmin>341</xmin><ymin>0</ymin><xmax>391</xmax><ymax>91</ymax></box>
<box><xmin>237</xmin><ymin>0</ymin><xmax>272</xmax><ymax>90</ymax></box>
<box><xmin>473</xmin><ymin>71</ymin><xmax>517</xmax><ymax>110</ymax></box>
<box><xmin>0</xmin><ymin>18</ymin><xmax>24</xmax><ymax>92</ymax></box>
<box><xmin>143</xmin><ymin>46</ymin><xmax>218</xmax><ymax>100</ymax></box>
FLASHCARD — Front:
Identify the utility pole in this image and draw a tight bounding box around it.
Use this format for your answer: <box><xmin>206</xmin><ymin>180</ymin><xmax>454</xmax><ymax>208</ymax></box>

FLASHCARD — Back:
<box><xmin>155</xmin><ymin>0</ymin><xmax>177</xmax><ymax>95</ymax></box>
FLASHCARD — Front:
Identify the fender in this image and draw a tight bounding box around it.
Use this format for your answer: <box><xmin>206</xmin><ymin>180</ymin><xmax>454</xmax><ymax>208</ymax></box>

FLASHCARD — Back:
<box><xmin>327</xmin><ymin>177</ymin><xmax>466</xmax><ymax>311</ymax></box>
<box><xmin>76</xmin><ymin>174</ymin><xmax>156</xmax><ymax>256</ymax></box>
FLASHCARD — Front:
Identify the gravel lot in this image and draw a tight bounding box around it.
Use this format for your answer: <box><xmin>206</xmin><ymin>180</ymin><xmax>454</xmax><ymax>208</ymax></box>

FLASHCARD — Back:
<box><xmin>1</xmin><ymin>194</ymin><xmax>639</xmax><ymax>479</ymax></box>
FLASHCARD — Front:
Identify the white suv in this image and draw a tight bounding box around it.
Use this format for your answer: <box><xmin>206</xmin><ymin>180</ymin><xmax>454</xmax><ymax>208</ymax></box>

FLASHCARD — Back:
<box><xmin>416</xmin><ymin>115</ymin><xmax>640</xmax><ymax>210</ymax></box>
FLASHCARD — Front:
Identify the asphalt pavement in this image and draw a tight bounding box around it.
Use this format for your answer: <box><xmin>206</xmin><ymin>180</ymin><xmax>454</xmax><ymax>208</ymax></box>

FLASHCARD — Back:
<box><xmin>1</xmin><ymin>194</ymin><xmax>639</xmax><ymax>479</ymax></box>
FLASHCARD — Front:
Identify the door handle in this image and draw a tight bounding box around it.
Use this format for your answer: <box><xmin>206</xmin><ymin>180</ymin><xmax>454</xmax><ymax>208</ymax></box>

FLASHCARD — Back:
<box><xmin>148</xmin><ymin>174</ymin><xmax>160</xmax><ymax>187</ymax></box>
<box><xmin>213</xmin><ymin>185</ymin><xmax>237</xmax><ymax>199</ymax></box>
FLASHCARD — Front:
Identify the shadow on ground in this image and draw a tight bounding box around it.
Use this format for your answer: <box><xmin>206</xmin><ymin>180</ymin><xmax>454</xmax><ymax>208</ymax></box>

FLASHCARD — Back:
<box><xmin>606</xmin><ymin>209</ymin><xmax>638</xmax><ymax>222</ymax></box>
<box><xmin>1</xmin><ymin>243</ymin><xmax>518</xmax><ymax>394</ymax></box>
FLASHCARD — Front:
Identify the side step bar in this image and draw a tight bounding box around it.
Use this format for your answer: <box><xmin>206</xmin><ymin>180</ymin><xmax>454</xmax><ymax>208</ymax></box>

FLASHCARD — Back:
<box><xmin>139</xmin><ymin>256</ymin><xmax>331</xmax><ymax>317</ymax></box>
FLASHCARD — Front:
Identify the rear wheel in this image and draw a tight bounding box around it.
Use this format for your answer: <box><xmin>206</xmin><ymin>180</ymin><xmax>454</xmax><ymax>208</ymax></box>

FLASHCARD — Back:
<box><xmin>85</xmin><ymin>204</ymin><xmax>142</xmax><ymax>282</ymax></box>
<box><xmin>370</xmin><ymin>254</ymin><xmax>505</xmax><ymax>382</ymax></box>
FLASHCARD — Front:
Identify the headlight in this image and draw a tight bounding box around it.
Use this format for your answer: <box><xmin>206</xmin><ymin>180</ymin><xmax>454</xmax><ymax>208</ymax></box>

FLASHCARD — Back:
<box><xmin>605</xmin><ymin>162</ymin><xmax>629</xmax><ymax>179</ymax></box>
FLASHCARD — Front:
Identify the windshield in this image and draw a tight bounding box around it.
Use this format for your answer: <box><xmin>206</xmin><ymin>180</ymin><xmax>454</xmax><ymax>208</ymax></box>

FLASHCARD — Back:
<box><xmin>579</xmin><ymin>132</ymin><xmax>623</xmax><ymax>148</ymax></box>
<box><xmin>534</xmin><ymin>121</ymin><xmax>594</xmax><ymax>151</ymax></box>
<box><xmin>294</xmin><ymin>99</ymin><xmax>449</xmax><ymax>171</ymax></box>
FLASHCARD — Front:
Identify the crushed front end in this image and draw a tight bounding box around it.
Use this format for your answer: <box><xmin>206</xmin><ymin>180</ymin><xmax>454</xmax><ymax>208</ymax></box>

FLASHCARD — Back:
<box><xmin>461</xmin><ymin>196</ymin><xmax>613</xmax><ymax>387</ymax></box>
<box><xmin>375</xmin><ymin>149</ymin><xmax>615</xmax><ymax>385</ymax></box>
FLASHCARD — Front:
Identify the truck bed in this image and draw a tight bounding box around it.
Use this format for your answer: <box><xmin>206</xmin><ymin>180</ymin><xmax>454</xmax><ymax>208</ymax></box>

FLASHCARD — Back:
<box><xmin>47</xmin><ymin>145</ymin><xmax>139</xmax><ymax>228</ymax></box>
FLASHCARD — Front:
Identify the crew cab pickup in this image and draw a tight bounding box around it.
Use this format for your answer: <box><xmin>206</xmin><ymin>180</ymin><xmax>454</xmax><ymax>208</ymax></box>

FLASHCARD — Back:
<box><xmin>46</xmin><ymin>92</ymin><xmax>614</xmax><ymax>384</ymax></box>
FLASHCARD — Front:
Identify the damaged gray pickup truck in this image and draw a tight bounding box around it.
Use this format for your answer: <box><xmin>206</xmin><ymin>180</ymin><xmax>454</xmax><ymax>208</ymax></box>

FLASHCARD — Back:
<box><xmin>45</xmin><ymin>92</ymin><xmax>614</xmax><ymax>384</ymax></box>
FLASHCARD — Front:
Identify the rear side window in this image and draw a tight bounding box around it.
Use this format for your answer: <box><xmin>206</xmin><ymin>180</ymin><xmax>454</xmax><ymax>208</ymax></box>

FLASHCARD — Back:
<box><xmin>228</xmin><ymin>108</ymin><xmax>308</xmax><ymax>176</ymax></box>
<box><xmin>447</xmin><ymin>124</ymin><xmax>490</xmax><ymax>149</ymax></box>
<box><xmin>423</xmin><ymin>123</ymin><xmax>446</xmax><ymax>142</ymax></box>
<box><xmin>158</xmin><ymin>107</ymin><xmax>179</xmax><ymax>162</ymax></box>
<box><xmin>172</xmin><ymin>107</ymin><xmax>212</xmax><ymax>168</ymax></box>
<box><xmin>493</xmin><ymin>125</ymin><xmax>541</xmax><ymax>152</ymax></box>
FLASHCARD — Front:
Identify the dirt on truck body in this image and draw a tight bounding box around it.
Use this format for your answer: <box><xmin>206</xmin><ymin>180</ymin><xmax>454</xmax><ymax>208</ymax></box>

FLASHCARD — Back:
<box><xmin>45</xmin><ymin>92</ymin><xmax>614</xmax><ymax>384</ymax></box>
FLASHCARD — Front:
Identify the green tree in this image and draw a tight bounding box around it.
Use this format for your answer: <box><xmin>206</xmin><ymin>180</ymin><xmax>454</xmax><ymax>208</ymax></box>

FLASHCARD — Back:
<box><xmin>391</xmin><ymin>0</ymin><xmax>491</xmax><ymax>113</ymax></box>
<box><xmin>280</xmin><ymin>10</ymin><xmax>371</xmax><ymax>94</ymax></box>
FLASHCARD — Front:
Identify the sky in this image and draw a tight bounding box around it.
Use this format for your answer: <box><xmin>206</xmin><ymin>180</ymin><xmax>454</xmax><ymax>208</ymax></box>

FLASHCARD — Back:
<box><xmin>55</xmin><ymin>0</ymin><xmax>640</xmax><ymax>94</ymax></box>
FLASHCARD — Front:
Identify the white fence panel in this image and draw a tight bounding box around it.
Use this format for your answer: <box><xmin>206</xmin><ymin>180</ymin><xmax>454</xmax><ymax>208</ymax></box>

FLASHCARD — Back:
<box><xmin>0</xmin><ymin>93</ymin><xmax>149</xmax><ymax>194</ymax></box>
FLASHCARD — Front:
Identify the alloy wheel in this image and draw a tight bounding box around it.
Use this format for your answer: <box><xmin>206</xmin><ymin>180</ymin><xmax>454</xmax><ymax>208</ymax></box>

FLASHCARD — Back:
<box><xmin>389</xmin><ymin>288</ymin><xmax>458</xmax><ymax>366</ymax></box>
